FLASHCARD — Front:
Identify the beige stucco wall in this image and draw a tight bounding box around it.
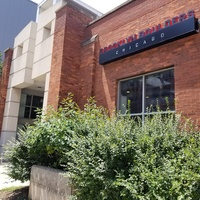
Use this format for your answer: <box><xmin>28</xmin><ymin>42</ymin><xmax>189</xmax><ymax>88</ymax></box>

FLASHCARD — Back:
<box><xmin>0</xmin><ymin>88</ymin><xmax>21</xmax><ymax>153</ymax></box>
<box><xmin>10</xmin><ymin>21</ymin><xmax>37</xmax><ymax>88</ymax></box>
<box><xmin>0</xmin><ymin>1</ymin><xmax>66</xmax><ymax>153</ymax></box>
<box><xmin>32</xmin><ymin>0</ymin><xmax>66</xmax><ymax>81</ymax></box>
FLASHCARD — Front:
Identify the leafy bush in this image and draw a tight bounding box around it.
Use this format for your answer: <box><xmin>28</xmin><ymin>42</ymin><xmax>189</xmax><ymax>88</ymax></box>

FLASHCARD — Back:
<box><xmin>66</xmin><ymin>112</ymin><xmax>200</xmax><ymax>200</ymax></box>
<box><xmin>5</xmin><ymin>94</ymin><xmax>200</xmax><ymax>199</ymax></box>
<box><xmin>5</xmin><ymin>94</ymin><xmax>107</xmax><ymax>182</ymax></box>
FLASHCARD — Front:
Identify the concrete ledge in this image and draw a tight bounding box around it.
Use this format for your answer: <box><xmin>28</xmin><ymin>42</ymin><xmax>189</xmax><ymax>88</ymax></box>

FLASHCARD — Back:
<box><xmin>29</xmin><ymin>165</ymin><xmax>72</xmax><ymax>200</ymax></box>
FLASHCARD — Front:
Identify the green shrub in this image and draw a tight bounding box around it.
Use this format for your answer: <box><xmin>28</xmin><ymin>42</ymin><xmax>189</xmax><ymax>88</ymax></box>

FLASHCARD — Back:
<box><xmin>5</xmin><ymin>95</ymin><xmax>200</xmax><ymax>199</ymax></box>
<box><xmin>5</xmin><ymin>94</ymin><xmax>107</xmax><ymax>182</ymax></box>
<box><xmin>66</xmin><ymin>113</ymin><xmax>200</xmax><ymax>200</ymax></box>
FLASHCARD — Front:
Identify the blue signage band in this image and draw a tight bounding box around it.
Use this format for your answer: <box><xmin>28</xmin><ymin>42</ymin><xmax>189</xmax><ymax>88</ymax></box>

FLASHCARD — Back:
<box><xmin>99</xmin><ymin>17</ymin><xmax>199</xmax><ymax>65</ymax></box>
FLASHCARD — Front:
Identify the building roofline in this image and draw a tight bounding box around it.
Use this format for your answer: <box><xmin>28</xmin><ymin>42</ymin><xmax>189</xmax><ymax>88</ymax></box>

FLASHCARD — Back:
<box><xmin>54</xmin><ymin>0</ymin><xmax>103</xmax><ymax>20</ymax></box>
<box><xmin>88</xmin><ymin>0</ymin><xmax>133</xmax><ymax>26</ymax></box>
<box><xmin>71</xmin><ymin>0</ymin><xmax>102</xmax><ymax>17</ymax></box>
<box><xmin>29</xmin><ymin>0</ymin><xmax>38</xmax><ymax>5</ymax></box>
<box><xmin>37</xmin><ymin>0</ymin><xmax>47</xmax><ymax>6</ymax></box>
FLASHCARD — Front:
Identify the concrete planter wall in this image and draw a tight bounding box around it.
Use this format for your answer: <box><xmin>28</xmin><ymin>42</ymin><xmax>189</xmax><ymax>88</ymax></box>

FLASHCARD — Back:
<box><xmin>28</xmin><ymin>165</ymin><xmax>72</xmax><ymax>200</ymax></box>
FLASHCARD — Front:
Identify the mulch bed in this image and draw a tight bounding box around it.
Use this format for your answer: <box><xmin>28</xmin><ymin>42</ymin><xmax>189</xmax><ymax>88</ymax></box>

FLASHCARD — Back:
<box><xmin>0</xmin><ymin>186</ymin><xmax>29</xmax><ymax>200</ymax></box>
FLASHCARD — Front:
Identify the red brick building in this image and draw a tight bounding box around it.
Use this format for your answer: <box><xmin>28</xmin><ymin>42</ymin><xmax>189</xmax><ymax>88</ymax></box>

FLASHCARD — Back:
<box><xmin>49</xmin><ymin>0</ymin><xmax>200</xmax><ymax>121</ymax></box>
<box><xmin>1</xmin><ymin>0</ymin><xmax>200</xmax><ymax>151</ymax></box>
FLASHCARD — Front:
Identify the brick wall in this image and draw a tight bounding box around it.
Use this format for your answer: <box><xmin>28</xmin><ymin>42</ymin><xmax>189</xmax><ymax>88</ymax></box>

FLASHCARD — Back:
<box><xmin>49</xmin><ymin>0</ymin><xmax>200</xmax><ymax>123</ymax></box>
<box><xmin>77</xmin><ymin>36</ymin><xmax>98</xmax><ymax>108</ymax></box>
<box><xmin>0</xmin><ymin>49</ymin><xmax>13</xmax><ymax>133</ymax></box>
<box><xmin>80</xmin><ymin>0</ymin><xmax>200</xmax><ymax>122</ymax></box>
<box><xmin>48</xmin><ymin>4</ymin><xmax>93</xmax><ymax>109</ymax></box>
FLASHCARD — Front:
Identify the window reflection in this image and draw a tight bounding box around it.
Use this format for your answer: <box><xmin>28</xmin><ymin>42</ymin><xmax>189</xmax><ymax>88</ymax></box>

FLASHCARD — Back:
<box><xmin>120</xmin><ymin>77</ymin><xmax>142</xmax><ymax>114</ymax></box>
<box><xmin>145</xmin><ymin>70</ymin><xmax>174</xmax><ymax>111</ymax></box>
<box><xmin>119</xmin><ymin>69</ymin><xmax>174</xmax><ymax>117</ymax></box>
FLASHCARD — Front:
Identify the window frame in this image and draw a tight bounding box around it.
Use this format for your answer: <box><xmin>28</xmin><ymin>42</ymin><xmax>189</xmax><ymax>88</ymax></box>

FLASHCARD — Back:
<box><xmin>117</xmin><ymin>67</ymin><xmax>175</xmax><ymax>121</ymax></box>
<box><xmin>19</xmin><ymin>94</ymin><xmax>43</xmax><ymax>119</ymax></box>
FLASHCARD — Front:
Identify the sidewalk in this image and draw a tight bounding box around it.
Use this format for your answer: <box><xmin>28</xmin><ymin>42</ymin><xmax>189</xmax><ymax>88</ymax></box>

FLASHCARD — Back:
<box><xmin>0</xmin><ymin>163</ymin><xmax>29</xmax><ymax>190</ymax></box>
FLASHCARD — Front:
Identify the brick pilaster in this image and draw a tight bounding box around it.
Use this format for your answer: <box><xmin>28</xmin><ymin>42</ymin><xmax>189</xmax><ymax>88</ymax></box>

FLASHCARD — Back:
<box><xmin>48</xmin><ymin>5</ymin><xmax>93</xmax><ymax>109</ymax></box>
<box><xmin>0</xmin><ymin>48</ymin><xmax>13</xmax><ymax>134</ymax></box>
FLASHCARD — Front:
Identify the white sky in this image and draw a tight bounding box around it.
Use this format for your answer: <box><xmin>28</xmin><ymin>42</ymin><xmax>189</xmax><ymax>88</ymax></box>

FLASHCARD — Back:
<box><xmin>31</xmin><ymin>0</ymin><xmax>127</xmax><ymax>13</ymax></box>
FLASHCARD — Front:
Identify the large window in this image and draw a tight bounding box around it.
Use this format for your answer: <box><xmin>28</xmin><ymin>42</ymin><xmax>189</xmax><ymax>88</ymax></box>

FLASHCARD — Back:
<box><xmin>118</xmin><ymin>68</ymin><xmax>174</xmax><ymax>120</ymax></box>
<box><xmin>19</xmin><ymin>94</ymin><xmax>43</xmax><ymax>119</ymax></box>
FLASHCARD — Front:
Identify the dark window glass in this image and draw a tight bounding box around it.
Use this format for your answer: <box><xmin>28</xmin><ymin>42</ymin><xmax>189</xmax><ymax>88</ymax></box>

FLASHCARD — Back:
<box><xmin>20</xmin><ymin>94</ymin><xmax>43</xmax><ymax>119</ymax></box>
<box><xmin>118</xmin><ymin>69</ymin><xmax>174</xmax><ymax>117</ymax></box>
<box><xmin>24</xmin><ymin>107</ymin><xmax>31</xmax><ymax>118</ymax></box>
<box><xmin>30</xmin><ymin>107</ymin><xmax>37</xmax><ymax>119</ymax></box>
<box><xmin>32</xmin><ymin>96</ymin><xmax>43</xmax><ymax>107</ymax></box>
<box><xmin>145</xmin><ymin>70</ymin><xmax>174</xmax><ymax>112</ymax></box>
<box><xmin>25</xmin><ymin>95</ymin><xmax>32</xmax><ymax>106</ymax></box>
<box><xmin>119</xmin><ymin>77</ymin><xmax>142</xmax><ymax>114</ymax></box>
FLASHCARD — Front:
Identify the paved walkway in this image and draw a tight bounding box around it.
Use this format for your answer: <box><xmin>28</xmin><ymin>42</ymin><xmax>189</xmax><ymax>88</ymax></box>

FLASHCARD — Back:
<box><xmin>0</xmin><ymin>163</ymin><xmax>29</xmax><ymax>190</ymax></box>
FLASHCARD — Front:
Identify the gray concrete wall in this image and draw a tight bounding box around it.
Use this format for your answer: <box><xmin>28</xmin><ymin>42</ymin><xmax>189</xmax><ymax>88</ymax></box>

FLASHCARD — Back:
<box><xmin>0</xmin><ymin>0</ymin><xmax>37</xmax><ymax>56</ymax></box>
<box><xmin>29</xmin><ymin>165</ymin><xmax>73</xmax><ymax>200</ymax></box>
